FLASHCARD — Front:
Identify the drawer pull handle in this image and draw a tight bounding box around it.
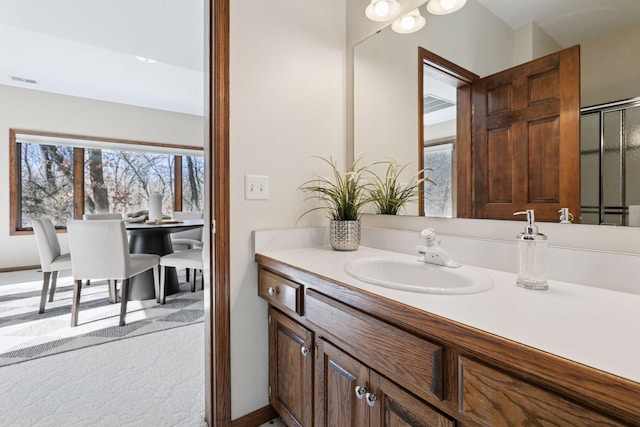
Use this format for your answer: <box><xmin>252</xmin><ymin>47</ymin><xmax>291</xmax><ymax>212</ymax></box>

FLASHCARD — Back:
<box><xmin>300</xmin><ymin>346</ymin><xmax>310</xmax><ymax>357</ymax></box>
<box><xmin>365</xmin><ymin>392</ymin><xmax>377</xmax><ymax>408</ymax></box>
<box><xmin>267</xmin><ymin>287</ymin><xmax>277</xmax><ymax>296</ymax></box>
<box><xmin>354</xmin><ymin>385</ymin><xmax>367</xmax><ymax>400</ymax></box>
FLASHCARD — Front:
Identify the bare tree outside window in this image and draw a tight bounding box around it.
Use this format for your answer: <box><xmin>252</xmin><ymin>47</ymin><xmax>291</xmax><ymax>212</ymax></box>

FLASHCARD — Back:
<box><xmin>424</xmin><ymin>143</ymin><xmax>453</xmax><ymax>218</ymax></box>
<box><xmin>182</xmin><ymin>155</ymin><xmax>204</xmax><ymax>211</ymax></box>
<box><xmin>13</xmin><ymin>131</ymin><xmax>204</xmax><ymax>232</ymax></box>
<box><xmin>20</xmin><ymin>143</ymin><xmax>74</xmax><ymax>227</ymax></box>
<box><xmin>84</xmin><ymin>149</ymin><xmax>175</xmax><ymax>216</ymax></box>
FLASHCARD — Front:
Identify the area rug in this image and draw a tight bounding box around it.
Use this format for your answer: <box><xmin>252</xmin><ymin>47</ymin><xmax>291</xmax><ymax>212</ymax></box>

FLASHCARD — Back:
<box><xmin>0</xmin><ymin>269</ymin><xmax>203</xmax><ymax>367</ymax></box>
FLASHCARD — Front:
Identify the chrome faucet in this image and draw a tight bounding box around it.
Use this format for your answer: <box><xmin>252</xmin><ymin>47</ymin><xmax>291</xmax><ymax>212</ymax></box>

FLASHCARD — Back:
<box><xmin>416</xmin><ymin>228</ymin><xmax>461</xmax><ymax>268</ymax></box>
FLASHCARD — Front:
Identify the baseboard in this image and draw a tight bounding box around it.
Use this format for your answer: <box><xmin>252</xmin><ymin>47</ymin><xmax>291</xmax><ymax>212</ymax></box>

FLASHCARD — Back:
<box><xmin>231</xmin><ymin>405</ymin><xmax>277</xmax><ymax>427</ymax></box>
<box><xmin>0</xmin><ymin>265</ymin><xmax>39</xmax><ymax>273</ymax></box>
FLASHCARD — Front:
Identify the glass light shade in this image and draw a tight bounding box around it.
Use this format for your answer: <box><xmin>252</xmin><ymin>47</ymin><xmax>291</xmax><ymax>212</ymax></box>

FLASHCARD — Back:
<box><xmin>365</xmin><ymin>0</ymin><xmax>401</xmax><ymax>22</ymax></box>
<box><xmin>426</xmin><ymin>0</ymin><xmax>467</xmax><ymax>15</ymax></box>
<box><xmin>392</xmin><ymin>9</ymin><xmax>426</xmax><ymax>34</ymax></box>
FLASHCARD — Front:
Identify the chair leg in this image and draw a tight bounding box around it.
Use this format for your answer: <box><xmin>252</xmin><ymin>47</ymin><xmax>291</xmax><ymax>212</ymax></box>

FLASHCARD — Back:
<box><xmin>120</xmin><ymin>278</ymin><xmax>130</xmax><ymax>327</ymax></box>
<box><xmin>160</xmin><ymin>266</ymin><xmax>166</xmax><ymax>304</ymax></box>
<box><xmin>186</xmin><ymin>268</ymin><xmax>190</xmax><ymax>282</ymax></box>
<box><xmin>39</xmin><ymin>272</ymin><xmax>51</xmax><ymax>314</ymax></box>
<box><xmin>86</xmin><ymin>280</ymin><xmax>91</xmax><ymax>286</ymax></box>
<box><xmin>153</xmin><ymin>266</ymin><xmax>160</xmax><ymax>304</ymax></box>
<box><xmin>48</xmin><ymin>271</ymin><xmax>59</xmax><ymax>303</ymax></box>
<box><xmin>108</xmin><ymin>280</ymin><xmax>118</xmax><ymax>304</ymax></box>
<box><xmin>191</xmin><ymin>268</ymin><xmax>196</xmax><ymax>292</ymax></box>
<box><xmin>70</xmin><ymin>279</ymin><xmax>83</xmax><ymax>327</ymax></box>
<box><xmin>201</xmin><ymin>269</ymin><xmax>204</xmax><ymax>290</ymax></box>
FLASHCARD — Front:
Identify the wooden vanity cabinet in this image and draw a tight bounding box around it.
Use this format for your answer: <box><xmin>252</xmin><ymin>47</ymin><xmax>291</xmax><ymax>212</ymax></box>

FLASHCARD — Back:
<box><xmin>268</xmin><ymin>308</ymin><xmax>314</xmax><ymax>427</ymax></box>
<box><xmin>257</xmin><ymin>260</ymin><xmax>640</xmax><ymax>426</ymax></box>
<box><xmin>315</xmin><ymin>338</ymin><xmax>455</xmax><ymax>427</ymax></box>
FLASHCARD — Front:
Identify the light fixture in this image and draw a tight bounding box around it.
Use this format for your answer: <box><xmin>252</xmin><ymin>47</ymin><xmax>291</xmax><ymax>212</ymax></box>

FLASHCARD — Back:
<box><xmin>135</xmin><ymin>55</ymin><xmax>157</xmax><ymax>63</ymax></box>
<box><xmin>426</xmin><ymin>0</ymin><xmax>467</xmax><ymax>15</ymax></box>
<box><xmin>365</xmin><ymin>0</ymin><xmax>402</xmax><ymax>22</ymax></box>
<box><xmin>392</xmin><ymin>9</ymin><xmax>426</xmax><ymax>34</ymax></box>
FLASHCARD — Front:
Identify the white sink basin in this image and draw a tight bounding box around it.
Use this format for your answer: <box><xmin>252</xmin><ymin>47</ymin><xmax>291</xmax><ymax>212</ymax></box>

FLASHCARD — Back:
<box><xmin>344</xmin><ymin>257</ymin><xmax>493</xmax><ymax>295</ymax></box>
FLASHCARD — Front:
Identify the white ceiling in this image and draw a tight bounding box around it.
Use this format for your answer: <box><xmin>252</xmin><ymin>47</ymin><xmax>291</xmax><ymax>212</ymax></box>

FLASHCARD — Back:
<box><xmin>0</xmin><ymin>0</ymin><xmax>205</xmax><ymax>116</ymax></box>
<box><xmin>477</xmin><ymin>0</ymin><xmax>640</xmax><ymax>47</ymax></box>
<box><xmin>1</xmin><ymin>0</ymin><xmax>639</xmax><ymax>117</ymax></box>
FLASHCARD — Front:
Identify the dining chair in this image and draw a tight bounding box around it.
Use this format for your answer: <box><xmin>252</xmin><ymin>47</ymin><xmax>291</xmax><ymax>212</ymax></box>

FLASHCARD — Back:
<box><xmin>83</xmin><ymin>213</ymin><xmax>123</xmax><ymax>220</ymax></box>
<box><xmin>32</xmin><ymin>217</ymin><xmax>72</xmax><ymax>314</ymax></box>
<box><xmin>159</xmin><ymin>248</ymin><xmax>203</xmax><ymax>303</ymax></box>
<box><xmin>170</xmin><ymin>211</ymin><xmax>203</xmax><ymax>249</ymax></box>
<box><xmin>170</xmin><ymin>211</ymin><xmax>203</xmax><ymax>281</ymax></box>
<box><xmin>82</xmin><ymin>212</ymin><xmax>124</xmax><ymax>291</ymax></box>
<box><xmin>67</xmin><ymin>220</ymin><xmax>160</xmax><ymax>327</ymax></box>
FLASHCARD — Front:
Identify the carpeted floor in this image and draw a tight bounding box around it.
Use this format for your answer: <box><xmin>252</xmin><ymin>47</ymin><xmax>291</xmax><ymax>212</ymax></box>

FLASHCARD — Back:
<box><xmin>0</xmin><ymin>269</ymin><xmax>203</xmax><ymax>367</ymax></box>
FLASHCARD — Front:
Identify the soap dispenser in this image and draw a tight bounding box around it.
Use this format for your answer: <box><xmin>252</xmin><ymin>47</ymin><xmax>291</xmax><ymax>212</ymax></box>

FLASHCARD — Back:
<box><xmin>513</xmin><ymin>210</ymin><xmax>548</xmax><ymax>290</ymax></box>
<box><xmin>558</xmin><ymin>208</ymin><xmax>573</xmax><ymax>224</ymax></box>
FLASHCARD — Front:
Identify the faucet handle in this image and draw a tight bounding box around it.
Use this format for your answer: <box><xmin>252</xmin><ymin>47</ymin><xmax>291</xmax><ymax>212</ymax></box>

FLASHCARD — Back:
<box><xmin>419</xmin><ymin>228</ymin><xmax>436</xmax><ymax>246</ymax></box>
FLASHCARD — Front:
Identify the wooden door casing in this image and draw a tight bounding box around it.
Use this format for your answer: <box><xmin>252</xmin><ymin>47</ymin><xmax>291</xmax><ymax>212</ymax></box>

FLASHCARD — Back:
<box><xmin>472</xmin><ymin>45</ymin><xmax>580</xmax><ymax>222</ymax></box>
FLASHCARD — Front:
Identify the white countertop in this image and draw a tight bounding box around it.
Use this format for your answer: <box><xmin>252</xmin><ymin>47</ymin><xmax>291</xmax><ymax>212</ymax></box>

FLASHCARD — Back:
<box><xmin>258</xmin><ymin>245</ymin><xmax>640</xmax><ymax>384</ymax></box>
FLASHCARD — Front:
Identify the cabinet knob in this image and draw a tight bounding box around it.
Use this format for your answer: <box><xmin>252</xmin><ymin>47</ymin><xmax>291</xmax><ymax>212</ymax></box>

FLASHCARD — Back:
<box><xmin>300</xmin><ymin>346</ymin><xmax>310</xmax><ymax>357</ymax></box>
<box><xmin>267</xmin><ymin>287</ymin><xmax>277</xmax><ymax>296</ymax></box>
<box><xmin>354</xmin><ymin>385</ymin><xmax>367</xmax><ymax>400</ymax></box>
<box><xmin>365</xmin><ymin>392</ymin><xmax>377</xmax><ymax>408</ymax></box>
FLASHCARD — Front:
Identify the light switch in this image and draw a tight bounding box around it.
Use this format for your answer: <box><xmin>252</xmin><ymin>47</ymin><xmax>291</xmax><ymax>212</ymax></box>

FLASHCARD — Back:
<box><xmin>245</xmin><ymin>175</ymin><xmax>269</xmax><ymax>200</ymax></box>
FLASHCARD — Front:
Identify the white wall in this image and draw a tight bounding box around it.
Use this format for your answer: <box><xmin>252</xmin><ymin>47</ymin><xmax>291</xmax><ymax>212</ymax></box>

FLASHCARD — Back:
<box><xmin>581</xmin><ymin>23</ymin><xmax>640</xmax><ymax>107</ymax></box>
<box><xmin>0</xmin><ymin>85</ymin><xmax>204</xmax><ymax>269</ymax></box>
<box><xmin>229</xmin><ymin>0</ymin><xmax>346</xmax><ymax>419</ymax></box>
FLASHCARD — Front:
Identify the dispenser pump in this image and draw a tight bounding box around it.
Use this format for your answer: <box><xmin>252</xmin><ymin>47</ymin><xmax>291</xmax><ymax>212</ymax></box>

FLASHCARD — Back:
<box><xmin>513</xmin><ymin>209</ymin><xmax>548</xmax><ymax>290</ymax></box>
<box><xmin>514</xmin><ymin>209</ymin><xmax>540</xmax><ymax>239</ymax></box>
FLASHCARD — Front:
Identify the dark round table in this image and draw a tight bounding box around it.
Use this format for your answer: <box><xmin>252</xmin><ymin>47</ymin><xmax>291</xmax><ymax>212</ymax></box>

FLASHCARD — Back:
<box><xmin>125</xmin><ymin>219</ymin><xmax>204</xmax><ymax>300</ymax></box>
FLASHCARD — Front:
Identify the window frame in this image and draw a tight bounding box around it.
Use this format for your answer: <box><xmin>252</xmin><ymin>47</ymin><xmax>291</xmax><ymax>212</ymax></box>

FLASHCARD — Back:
<box><xmin>9</xmin><ymin>129</ymin><xmax>204</xmax><ymax>235</ymax></box>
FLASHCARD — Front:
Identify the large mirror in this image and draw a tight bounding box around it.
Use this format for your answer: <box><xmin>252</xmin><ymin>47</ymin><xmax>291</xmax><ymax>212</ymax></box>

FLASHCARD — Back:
<box><xmin>354</xmin><ymin>0</ymin><xmax>640</xmax><ymax>224</ymax></box>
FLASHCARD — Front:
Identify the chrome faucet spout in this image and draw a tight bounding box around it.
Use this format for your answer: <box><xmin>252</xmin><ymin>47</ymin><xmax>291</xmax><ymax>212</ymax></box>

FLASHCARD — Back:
<box><xmin>416</xmin><ymin>228</ymin><xmax>461</xmax><ymax>268</ymax></box>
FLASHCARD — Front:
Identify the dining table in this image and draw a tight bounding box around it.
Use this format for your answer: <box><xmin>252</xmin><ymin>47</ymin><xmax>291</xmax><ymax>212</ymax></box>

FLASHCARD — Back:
<box><xmin>124</xmin><ymin>218</ymin><xmax>204</xmax><ymax>300</ymax></box>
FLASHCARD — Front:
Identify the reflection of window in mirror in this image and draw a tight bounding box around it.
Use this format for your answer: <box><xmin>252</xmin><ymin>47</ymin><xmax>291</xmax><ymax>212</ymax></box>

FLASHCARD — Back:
<box><xmin>424</xmin><ymin>141</ymin><xmax>454</xmax><ymax>217</ymax></box>
<box><xmin>418</xmin><ymin>48</ymin><xmax>477</xmax><ymax>218</ymax></box>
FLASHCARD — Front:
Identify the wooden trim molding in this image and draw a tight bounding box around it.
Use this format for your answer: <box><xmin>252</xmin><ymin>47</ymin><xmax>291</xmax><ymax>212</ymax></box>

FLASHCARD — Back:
<box><xmin>174</xmin><ymin>155</ymin><xmax>183</xmax><ymax>212</ymax></box>
<box><xmin>0</xmin><ymin>264</ymin><xmax>40</xmax><ymax>273</ymax></box>
<box><xmin>9</xmin><ymin>128</ymin><xmax>204</xmax><ymax>153</ymax></box>
<box><xmin>205</xmin><ymin>0</ymin><xmax>232</xmax><ymax>425</ymax></box>
<box><xmin>231</xmin><ymin>405</ymin><xmax>277</xmax><ymax>427</ymax></box>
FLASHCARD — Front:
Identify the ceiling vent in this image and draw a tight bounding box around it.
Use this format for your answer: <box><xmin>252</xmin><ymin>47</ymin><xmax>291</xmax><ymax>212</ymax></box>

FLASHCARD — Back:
<box><xmin>424</xmin><ymin>94</ymin><xmax>454</xmax><ymax>114</ymax></box>
<box><xmin>10</xmin><ymin>76</ymin><xmax>38</xmax><ymax>84</ymax></box>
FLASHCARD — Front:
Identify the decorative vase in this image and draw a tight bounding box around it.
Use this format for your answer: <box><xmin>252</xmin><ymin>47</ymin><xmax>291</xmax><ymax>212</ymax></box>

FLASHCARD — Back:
<box><xmin>148</xmin><ymin>191</ymin><xmax>163</xmax><ymax>221</ymax></box>
<box><xmin>329</xmin><ymin>220</ymin><xmax>361</xmax><ymax>251</ymax></box>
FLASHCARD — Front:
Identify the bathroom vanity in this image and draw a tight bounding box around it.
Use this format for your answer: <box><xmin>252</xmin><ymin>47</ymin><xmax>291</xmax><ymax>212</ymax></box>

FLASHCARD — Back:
<box><xmin>255</xmin><ymin>243</ymin><xmax>640</xmax><ymax>426</ymax></box>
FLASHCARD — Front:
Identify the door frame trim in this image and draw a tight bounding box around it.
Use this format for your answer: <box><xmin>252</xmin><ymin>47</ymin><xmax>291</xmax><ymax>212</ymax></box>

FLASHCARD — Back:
<box><xmin>206</xmin><ymin>0</ymin><xmax>231</xmax><ymax>425</ymax></box>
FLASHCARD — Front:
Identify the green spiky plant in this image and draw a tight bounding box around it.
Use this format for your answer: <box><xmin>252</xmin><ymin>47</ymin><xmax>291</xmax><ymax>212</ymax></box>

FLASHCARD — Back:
<box><xmin>298</xmin><ymin>156</ymin><xmax>372</xmax><ymax>221</ymax></box>
<box><xmin>367</xmin><ymin>159</ymin><xmax>434</xmax><ymax>215</ymax></box>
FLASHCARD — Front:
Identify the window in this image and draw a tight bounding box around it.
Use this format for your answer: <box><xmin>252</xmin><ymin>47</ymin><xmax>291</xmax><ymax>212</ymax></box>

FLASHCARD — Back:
<box><xmin>423</xmin><ymin>142</ymin><xmax>453</xmax><ymax>218</ymax></box>
<box><xmin>19</xmin><ymin>143</ymin><xmax>75</xmax><ymax>228</ymax></box>
<box><xmin>10</xmin><ymin>130</ymin><xmax>204</xmax><ymax>233</ymax></box>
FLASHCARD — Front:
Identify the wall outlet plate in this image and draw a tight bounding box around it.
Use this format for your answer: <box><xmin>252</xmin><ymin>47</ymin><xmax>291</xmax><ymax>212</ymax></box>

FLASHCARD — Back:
<box><xmin>245</xmin><ymin>175</ymin><xmax>269</xmax><ymax>200</ymax></box>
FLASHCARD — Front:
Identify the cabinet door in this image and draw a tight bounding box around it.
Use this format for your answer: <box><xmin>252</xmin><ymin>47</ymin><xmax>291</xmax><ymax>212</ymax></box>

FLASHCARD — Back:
<box><xmin>269</xmin><ymin>308</ymin><xmax>314</xmax><ymax>427</ymax></box>
<box><xmin>369</xmin><ymin>371</ymin><xmax>455</xmax><ymax>427</ymax></box>
<box><xmin>315</xmin><ymin>339</ymin><xmax>369</xmax><ymax>427</ymax></box>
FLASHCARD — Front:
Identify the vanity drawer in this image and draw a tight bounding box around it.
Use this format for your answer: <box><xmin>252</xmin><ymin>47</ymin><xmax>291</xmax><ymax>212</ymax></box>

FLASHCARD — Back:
<box><xmin>458</xmin><ymin>356</ymin><xmax>624</xmax><ymax>426</ymax></box>
<box><xmin>305</xmin><ymin>289</ymin><xmax>443</xmax><ymax>401</ymax></box>
<box><xmin>258</xmin><ymin>268</ymin><xmax>303</xmax><ymax>316</ymax></box>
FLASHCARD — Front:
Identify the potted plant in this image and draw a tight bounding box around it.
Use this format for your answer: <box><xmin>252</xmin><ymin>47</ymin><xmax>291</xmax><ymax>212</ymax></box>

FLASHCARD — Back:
<box><xmin>299</xmin><ymin>156</ymin><xmax>371</xmax><ymax>251</ymax></box>
<box><xmin>368</xmin><ymin>159</ymin><xmax>434</xmax><ymax>215</ymax></box>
